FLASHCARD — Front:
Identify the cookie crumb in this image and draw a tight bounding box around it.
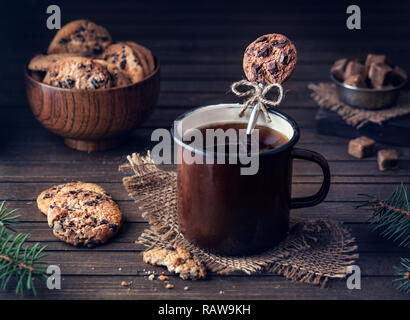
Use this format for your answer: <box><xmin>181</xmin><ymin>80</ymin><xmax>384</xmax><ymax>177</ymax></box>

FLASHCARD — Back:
<box><xmin>143</xmin><ymin>246</ymin><xmax>206</xmax><ymax>280</ymax></box>
<box><xmin>121</xmin><ymin>281</ymin><xmax>129</xmax><ymax>287</ymax></box>
<box><xmin>184</xmin><ymin>286</ymin><xmax>189</xmax><ymax>291</ymax></box>
<box><xmin>158</xmin><ymin>275</ymin><xmax>169</xmax><ymax>281</ymax></box>
<box><xmin>165</xmin><ymin>283</ymin><xmax>174</xmax><ymax>289</ymax></box>
<box><xmin>148</xmin><ymin>274</ymin><xmax>155</xmax><ymax>281</ymax></box>
<box><xmin>118</xmin><ymin>267</ymin><xmax>122</xmax><ymax>271</ymax></box>
<box><xmin>219</xmin><ymin>290</ymin><xmax>224</xmax><ymax>295</ymax></box>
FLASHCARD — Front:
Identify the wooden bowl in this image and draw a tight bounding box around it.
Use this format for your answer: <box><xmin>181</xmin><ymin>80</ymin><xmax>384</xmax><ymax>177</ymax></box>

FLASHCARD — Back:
<box><xmin>24</xmin><ymin>58</ymin><xmax>160</xmax><ymax>152</ymax></box>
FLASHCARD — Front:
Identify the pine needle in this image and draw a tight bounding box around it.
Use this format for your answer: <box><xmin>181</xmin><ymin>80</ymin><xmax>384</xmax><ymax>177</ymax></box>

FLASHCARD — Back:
<box><xmin>0</xmin><ymin>202</ymin><xmax>48</xmax><ymax>295</ymax></box>
<box><xmin>393</xmin><ymin>258</ymin><xmax>410</xmax><ymax>293</ymax></box>
<box><xmin>357</xmin><ymin>183</ymin><xmax>410</xmax><ymax>247</ymax></box>
<box><xmin>0</xmin><ymin>201</ymin><xmax>21</xmax><ymax>232</ymax></box>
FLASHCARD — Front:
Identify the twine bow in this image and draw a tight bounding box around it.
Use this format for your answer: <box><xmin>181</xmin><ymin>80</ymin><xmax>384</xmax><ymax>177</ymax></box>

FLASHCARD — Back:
<box><xmin>231</xmin><ymin>80</ymin><xmax>284</xmax><ymax>122</ymax></box>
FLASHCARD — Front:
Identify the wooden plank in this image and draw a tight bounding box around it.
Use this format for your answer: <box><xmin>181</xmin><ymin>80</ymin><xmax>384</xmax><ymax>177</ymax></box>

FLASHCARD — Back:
<box><xmin>2</xmin><ymin>181</ymin><xmax>402</xmax><ymax>202</ymax></box>
<box><xmin>1</xmin><ymin>142</ymin><xmax>409</xmax><ymax>162</ymax></box>
<box><xmin>0</xmin><ymin>125</ymin><xmax>355</xmax><ymax>147</ymax></box>
<box><xmin>7</xmin><ymin>221</ymin><xmax>410</xmax><ymax>252</ymax></box>
<box><xmin>0</xmin><ymin>199</ymin><xmax>393</xmax><ymax>223</ymax></box>
<box><xmin>0</xmin><ymin>248</ymin><xmax>399</xmax><ymax>277</ymax></box>
<box><xmin>1</xmin><ymin>160</ymin><xmax>409</xmax><ymax>183</ymax></box>
<box><xmin>0</xmin><ymin>274</ymin><xmax>407</xmax><ymax>300</ymax></box>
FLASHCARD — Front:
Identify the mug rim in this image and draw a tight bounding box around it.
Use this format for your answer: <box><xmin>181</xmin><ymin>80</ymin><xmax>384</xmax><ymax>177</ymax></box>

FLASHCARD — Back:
<box><xmin>172</xmin><ymin>103</ymin><xmax>300</xmax><ymax>157</ymax></box>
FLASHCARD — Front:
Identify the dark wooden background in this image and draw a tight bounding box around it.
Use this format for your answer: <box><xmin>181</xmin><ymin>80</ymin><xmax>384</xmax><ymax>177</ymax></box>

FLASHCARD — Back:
<box><xmin>0</xmin><ymin>0</ymin><xmax>409</xmax><ymax>299</ymax></box>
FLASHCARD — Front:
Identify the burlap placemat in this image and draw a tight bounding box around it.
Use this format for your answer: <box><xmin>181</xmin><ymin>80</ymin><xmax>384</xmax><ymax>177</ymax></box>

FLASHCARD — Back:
<box><xmin>120</xmin><ymin>152</ymin><xmax>359</xmax><ymax>287</ymax></box>
<box><xmin>309</xmin><ymin>83</ymin><xmax>410</xmax><ymax>128</ymax></box>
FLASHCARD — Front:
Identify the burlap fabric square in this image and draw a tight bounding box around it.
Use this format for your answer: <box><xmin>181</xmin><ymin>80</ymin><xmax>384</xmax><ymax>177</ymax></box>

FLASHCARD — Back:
<box><xmin>309</xmin><ymin>83</ymin><xmax>410</xmax><ymax>128</ymax></box>
<box><xmin>120</xmin><ymin>152</ymin><xmax>359</xmax><ymax>287</ymax></box>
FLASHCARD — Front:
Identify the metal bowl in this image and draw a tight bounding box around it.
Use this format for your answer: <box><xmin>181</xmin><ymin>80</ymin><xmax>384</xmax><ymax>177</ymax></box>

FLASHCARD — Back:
<box><xmin>330</xmin><ymin>73</ymin><xmax>407</xmax><ymax>110</ymax></box>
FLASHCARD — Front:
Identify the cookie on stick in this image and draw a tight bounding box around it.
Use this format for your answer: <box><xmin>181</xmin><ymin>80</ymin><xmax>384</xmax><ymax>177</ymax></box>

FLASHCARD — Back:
<box><xmin>243</xmin><ymin>33</ymin><xmax>298</xmax><ymax>85</ymax></box>
<box><xmin>236</xmin><ymin>34</ymin><xmax>297</xmax><ymax>133</ymax></box>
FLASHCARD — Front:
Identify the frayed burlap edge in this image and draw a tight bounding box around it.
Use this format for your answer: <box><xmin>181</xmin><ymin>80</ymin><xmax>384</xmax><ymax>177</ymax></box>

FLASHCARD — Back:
<box><xmin>308</xmin><ymin>83</ymin><xmax>410</xmax><ymax>128</ymax></box>
<box><xmin>119</xmin><ymin>152</ymin><xmax>359</xmax><ymax>287</ymax></box>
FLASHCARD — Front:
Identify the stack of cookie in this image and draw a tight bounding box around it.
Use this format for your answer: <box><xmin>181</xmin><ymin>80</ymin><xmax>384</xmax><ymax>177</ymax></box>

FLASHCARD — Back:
<box><xmin>37</xmin><ymin>182</ymin><xmax>123</xmax><ymax>247</ymax></box>
<box><xmin>28</xmin><ymin>19</ymin><xmax>155</xmax><ymax>89</ymax></box>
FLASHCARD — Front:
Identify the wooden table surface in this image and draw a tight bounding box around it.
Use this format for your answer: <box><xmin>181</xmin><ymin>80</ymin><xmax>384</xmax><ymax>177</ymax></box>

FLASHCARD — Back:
<box><xmin>1</xmin><ymin>0</ymin><xmax>409</xmax><ymax>300</ymax></box>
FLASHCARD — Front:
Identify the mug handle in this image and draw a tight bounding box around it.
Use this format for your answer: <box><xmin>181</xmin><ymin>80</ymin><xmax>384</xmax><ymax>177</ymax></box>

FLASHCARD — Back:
<box><xmin>290</xmin><ymin>148</ymin><xmax>331</xmax><ymax>209</ymax></box>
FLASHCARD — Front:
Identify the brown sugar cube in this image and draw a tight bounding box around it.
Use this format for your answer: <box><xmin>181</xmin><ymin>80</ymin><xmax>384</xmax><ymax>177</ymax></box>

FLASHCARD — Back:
<box><xmin>378</xmin><ymin>149</ymin><xmax>399</xmax><ymax>171</ymax></box>
<box><xmin>348</xmin><ymin>136</ymin><xmax>376</xmax><ymax>159</ymax></box>
<box><xmin>392</xmin><ymin>66</ymin><xmax>407</xmax><ymax>86</ymax></box>
<box><xmin>345</xmin><ymin>61</ymin><xmax>366</xmax><ymax>81</ymax></box>
<box><xmin>365</xmin><ymin>54</ymin><xmax>386</xmax><ymax>71</ymax></box>
<box><xmin>368</xmin><ymin>63</ymin><xmax>393</xmax><ymax>89</ymax></box>
<box><xmin>344</xmin><ymin>74</ymin><xmax>367</xmax><ymax>88</ymax></box>
<box><xmin>331</xmin><ymin>58</ymin><xmax>348</xmax><ymax>81</ymax></box>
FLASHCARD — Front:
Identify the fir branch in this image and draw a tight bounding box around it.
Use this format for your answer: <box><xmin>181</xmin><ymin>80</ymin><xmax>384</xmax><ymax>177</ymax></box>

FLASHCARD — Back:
<box><xmin>0</xmin><ymin>227</ymin><xmax>48</xmax><ymax>295</ymax></box>
<box><xmin>393</xmin><ymin>258</ymin><xmax>410</xmax><ymax>293</ymax></box>
<box><xmin>356</xmin><ymin>183</ymin><xmax>410</xmax><ymax>247</ymax></box>
<box><xmin>0</xmin><ymin>201</ymin><xmax>21</xmax><ymax>232</ymax></box>
<box><xmin>0</xmin><ymin>202</ymin><xmax>48</xmax><ymax>295</ymax></box>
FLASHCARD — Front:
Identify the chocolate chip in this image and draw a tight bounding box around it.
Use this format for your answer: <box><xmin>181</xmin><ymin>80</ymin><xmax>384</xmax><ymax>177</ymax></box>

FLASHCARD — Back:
<box><xmin>258</xmin><ymin>46</ymin><xmax>270</xmax><ymax>57</ymax></box>
<box><xmin>100</xmin><ymin>219</ymin><xmax>108</xmax><ymax>225</ymax></box>
<box><xmin>58</xmin><ymin>81</ymin><xmax>64</xmax><ymax>88</ymax></box>
<box><xmin>108</xmin><ymin>224</ymin><xmax>117</xmax><ymax>232</ymax></box>
<box><xmin>84</xmin><ymin>193</ymin><xmax>89</xmax><ymax>197</ymax></box>
<box><xmin>58</xmin><ymin>38</ymin><xmax>69</xmax><ymax>45</ymax></box>
<box><xmin>99</xmin><ymin>36</ymin><xmax>109</xmax><ymax>42</ymax></box>
<box><xmin>43</xmin><ymin>193</ymin><xmax>52</xmax><ymax>199</ymax></box>
<box><xmin>66</xmin><ymin>79</ymin><xmax>75</xmax><ymax>88</ymax></box>
<box><xmin>267</xmin><ymin>61</ymin><xmax>278</xmax><ymax>74</ymax></box>
<box><xmin>50</xmin><ymin>72</ymin><xmax>58</xmax><ymax>77</ymax></box>
<box><xmin>49</xmin><ymin>205</ymin><xmax>55</xmax><ymax>209</ymax></box>
<box><xmin>75</xmin><ymin>33</ymin><xmax>84</xmax><ymax>39</ymax></box>
<box><xmin>93</xmin><ymin>48</ymin><xmax>103</xmax><ymax>55</ymax></box>
<box><xmin>103</xmin><ymin>55</ymin><xmax>108</xmax><ymax>61</ymax></box>
<box><xmin>120</xmin><ymin>60</ymin><xmax>127</xmax><ymax>70</ymax></box>
<box><xmin>274</xmin><ymin>39</ymin><xmax>287</xmax><ymax>48</ymax></box>
<box><xmin>103</xmin><ymin>192</ymin><xmax>110</xmax><ymax>196</ymax></box>
<box><xmin>255</xmin><ymin>36</ymin><xmax>268</xmax><ymax>43</ymax></box>
<box><xmin>252</xmin><ymin>64</ymin><xmax>261</xmax><ymax>79</ymax></box>
<box><xmin>69</xmin><ymin>221</ymin><xmax>75</xmax><ymax>227</ymax></box>
<box><xmin>76</xmin><ymin>26</ymin><xmax>86</xmax><ymax>32</ymax></box>
<box><xmin>85</xmin><ymin>201</ymin><xmax>96</xmax><ymax>206</ymax></box>
<box><xmin>91</xmin><ymin>78</ymin><xmax>100</xmax><ymax>89</ymax></box>
<box><xmin>280</xmin><ymin>53</ymin><xmax>288</xmax><ymax>65</ymax></box>
<box><xmin>165</xmin><ymin>246</ymin><xmax>176</xmax><ymax>251</ymax></box>
<box><xmin>79</xmin><ymin>63</ymin><xmax>86</xmax><ymax>69</ymax></box>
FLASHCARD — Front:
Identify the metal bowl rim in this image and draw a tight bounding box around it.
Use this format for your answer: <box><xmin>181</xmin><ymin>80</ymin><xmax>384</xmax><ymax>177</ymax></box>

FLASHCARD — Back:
<box><xmin>330</xmin><ymin>73</ymin><xmax>407</xmax><ymax>93</ymax></box>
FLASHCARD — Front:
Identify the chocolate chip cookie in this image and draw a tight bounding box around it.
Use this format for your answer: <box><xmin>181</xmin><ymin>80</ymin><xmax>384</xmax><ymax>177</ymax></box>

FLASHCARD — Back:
<box><xmin>93</xmin><ymin>59</ymin><xmax>131</xmax><ymax>87</ymax></box>
<box><xmin>243</xmin><ymin>34</ymin><xmax>297</xmax><ymax>84</ymax></box>
<box><xmin>43</xmin><ymin>57</ymin><xmax>112</xmax><ymax>89</ymax></box>
<box><xmin>47</xmin><ymin>189</ymin><xmax>122</xmax><ymax>247</ymax></box>
<box><xmin>48</xmin><ymin>20</ymin><xmax>112</xmax><ymax>56</ymax></box>
<box><xmin>125</xmin><ymin>41</ymin><xmax>155</xmax><ymax>76</ymax></box>
<box><xmin>143</xmin><ymin>246</ymin><xmax>207</xmax><ymax>280</ymax></box>
<box><xmin>28</xmin><ymin>53</ymin><xmax>79</xmax><ymax>72</ymax></box>
<box><xmin>37</xmin><ymin>182</ymin><xmax>110</xmax><ymax>216</ymax></box>
<box><xmin>102</xmin><ymin>43</ymin><xmax>145</xmax><ymax>83</ymax></box>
